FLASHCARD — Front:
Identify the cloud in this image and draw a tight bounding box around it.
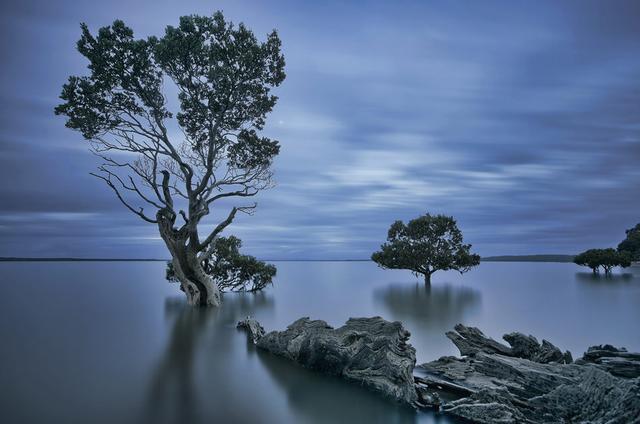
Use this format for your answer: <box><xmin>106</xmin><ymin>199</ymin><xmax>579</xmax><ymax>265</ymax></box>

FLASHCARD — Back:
<box><xmin>0</xmin><ymin>0</ymin><xmax>638</xmax><ymax>258</ymax></box>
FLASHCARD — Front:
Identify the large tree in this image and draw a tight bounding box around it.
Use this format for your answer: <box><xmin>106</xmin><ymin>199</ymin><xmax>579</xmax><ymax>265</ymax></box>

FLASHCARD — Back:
<box><xmin>618</xmin><ymin>223</ymin><xmax>640</xmax><ymax>262</ymax></box>
<box><xmin>55</xmin><ymin>12</ymin><xmax>286</xmax><ymax>306</ymax></box>
<box><xmin>371</xmin><ymin>213</ymin><xmax>480</xmax><ymax>285</ymax></box>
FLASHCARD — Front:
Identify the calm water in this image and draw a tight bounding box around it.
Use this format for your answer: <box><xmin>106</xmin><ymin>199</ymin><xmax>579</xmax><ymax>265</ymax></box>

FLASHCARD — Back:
<box><xmin>1</xmin><ymin>261</ymin><xmax>639</xmax><ymax>423</ymax></box>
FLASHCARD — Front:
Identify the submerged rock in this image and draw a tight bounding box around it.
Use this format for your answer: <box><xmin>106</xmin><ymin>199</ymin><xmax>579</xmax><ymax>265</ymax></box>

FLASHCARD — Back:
<box><xmin>238</xmin><ymin>316</ymin><xmax>418</xmax><ymax>405</ymax></box>
<box><xmin>418</xmin><ymin>325</ymin><xmax>640</xmax><ymax>423</ymax></box>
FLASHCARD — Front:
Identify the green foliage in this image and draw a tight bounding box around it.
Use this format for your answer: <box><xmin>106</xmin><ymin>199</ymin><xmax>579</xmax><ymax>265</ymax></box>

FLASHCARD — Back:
<box><xmin>371</xmin><ymin>213</ymin><xmax>480</xmax><ymax>281</ymax></box>
<box><xmin>167</xmin><ymin>236</ymin><xmax>276</xmax><ymax>292</ymax></box>
<box><xmin>574</xmin><ymin>248</ymin><xmax>632</xmax><ymax>274</ymax></box>
<box><xmin>617</xmin><ymin>223</ymin><xmax>640</xmax><ymax>262</ymax></box>
<box><xmin>54</xmin><ymin>12</ymin><xmax>285</xmax><ymax>226</ymax></box>
<box><xmin>55</xmin><ymin>20</ymin><xmax>169</xmax><ymax>139</ymax></box>
<box><xmin>153</xmin><ymin>13</ymin><xmax>285</xmax><ymax>145</ymax></box>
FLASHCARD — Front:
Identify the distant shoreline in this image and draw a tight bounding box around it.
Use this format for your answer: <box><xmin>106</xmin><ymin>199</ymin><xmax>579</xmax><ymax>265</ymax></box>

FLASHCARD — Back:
<box><xmin>0</xmin><ymin>257</ymin><xmax>167</xmax><ymax>262</ymax></box>
<box><xmin>1</xmin><ymin>255</ymin><xmax>577</xmax><ymax>263</ymax></box>
<box><xmin>481</xmin><ymin>254</ymin><xmax>575</xmax><ymax>263</ymax></box>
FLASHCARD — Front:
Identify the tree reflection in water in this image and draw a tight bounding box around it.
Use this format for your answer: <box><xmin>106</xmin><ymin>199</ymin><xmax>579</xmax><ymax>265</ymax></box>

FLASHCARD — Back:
<box><xmin>575</xmin><ymin>271</ymin><xmax>635</xmax><ymax>284</ymax></box>
<box><xmin>374</xmin><ymin>282</ymin><xmax>481</xmax><ymax>360</ymax></box>
<box><xmin>375</xmin><ymin>283</ymin><xmax>481</xmax><ymax>328</ymax></box>
<box><xmin>142</xmin><ymin>293</ymin><xmax>274</xmax><ymax>424</ymax></box>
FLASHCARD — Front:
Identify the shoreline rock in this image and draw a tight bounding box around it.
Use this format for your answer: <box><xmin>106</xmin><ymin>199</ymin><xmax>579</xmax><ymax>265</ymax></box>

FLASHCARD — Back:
<box><xmin>418</xmin><ymin>325</ymin><xmax>640</xmax><ymax>423</ymax></box>
<box><xmin>238</xmin><ymin>316</ymin><xmax>418</xmax><ymax>405</ymax></box>
<box><xmin>238</xmin><ymin>318</ymin><xmax>640</xmax><ymax>423</ymax></box>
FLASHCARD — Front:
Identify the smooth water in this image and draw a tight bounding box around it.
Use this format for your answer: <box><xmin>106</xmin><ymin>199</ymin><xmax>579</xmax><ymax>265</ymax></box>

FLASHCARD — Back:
<box><xmin>1</xmin><ymin>261</ymin><xmax>639</xmax><ymax>423</ymax></box>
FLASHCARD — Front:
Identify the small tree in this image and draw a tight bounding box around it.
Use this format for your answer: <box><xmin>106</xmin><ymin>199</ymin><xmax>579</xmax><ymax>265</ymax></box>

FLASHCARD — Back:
<box><xmin>574</xmin><ymin>248</ymin><xmax>632</xmax><ymax>275</ymax></box>
<box><xmin>167</xmin><ymin>236</ymin><xmax>276</xmax><ymax>292</ymax></box>
<box><xmin>618</xmin><ymin>223</ymin><xmax>640</xmax><ymax>262</ymax></box>
<box><xmin>371</xmin><ymin>213</ymin><xmax>480</xmax><ymax>285</ymax></box>
<box><xmin>574</xmin><ymin>249</ymin><xmax>603</xmax><ymax>274</ymax></box>
<box><xmin>55</xmin><ymin>13</ymin><xmax>285</xmax><ymax>307</ymax></box>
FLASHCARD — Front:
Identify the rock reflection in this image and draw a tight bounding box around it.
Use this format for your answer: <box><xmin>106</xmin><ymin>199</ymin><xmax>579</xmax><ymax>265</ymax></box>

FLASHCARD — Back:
<box><xmin>374</xmin><ymin>283</ymin><xmax>481</xmax><ymax>329</ymax></box>
<box><xmin>257</xmin><ymin>350</ymin><xmax>426</xmax><ymax>424</ymax></box>
<box><xmin>142</xmin><ymin>292</ymin><xmax>274</xmax><ymax>424</ymax></box>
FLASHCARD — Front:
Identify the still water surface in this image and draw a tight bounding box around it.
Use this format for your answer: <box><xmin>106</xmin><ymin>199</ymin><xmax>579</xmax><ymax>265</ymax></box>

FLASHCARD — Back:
<box><xmin>1</xmin><ymin>261</ymin><xmax>639</xmax><ymax>423</ymax></box>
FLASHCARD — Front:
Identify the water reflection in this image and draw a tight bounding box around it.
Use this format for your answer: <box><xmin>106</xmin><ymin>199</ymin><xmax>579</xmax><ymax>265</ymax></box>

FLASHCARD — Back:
<box><xmin>257</xmin><ymin>340</ymin><xmax>460</xmax><ymax>424</ymax></box>
<box><xmin>142</xmin><ymin>293</ymin><xmax>274</xmax><ymax>424</ymax></box>
<box><xmin>374</xmin><ymin>282</ymin><xmax>481</xmax><ymax>328</ymax></box>
<box><xmin>575</xmin><ymin>272</ymin><xmax>635</xmax><ymax>284</ymax></box>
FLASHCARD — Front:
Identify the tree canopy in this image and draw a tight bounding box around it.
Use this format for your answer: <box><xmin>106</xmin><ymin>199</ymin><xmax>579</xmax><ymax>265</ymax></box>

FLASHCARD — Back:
<box><xmin>574</xmin><ymin>248</ymin><xmax>632</xmax><ymax>275</ymax></box>
<box><xmin>618</xmin><ymin>223</ymin><xmax>640</xmax><ymax>262</ymax></box>
<box><xmin>371</xmin><ymin>213</ymin><xmax>480</xmax><ymax>284</ymax></box>
<box><xmin>55</xmin><ymin>12</ymin><xmax>285</xmax><ymax>306</ymax></box>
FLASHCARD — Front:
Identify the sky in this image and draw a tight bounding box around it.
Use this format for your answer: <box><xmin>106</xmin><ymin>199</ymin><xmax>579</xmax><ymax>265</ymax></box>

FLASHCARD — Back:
<box><xmin>0</xmin><ymin>0</ymin><xmax>639</xmax><ymax>259</ymax></box>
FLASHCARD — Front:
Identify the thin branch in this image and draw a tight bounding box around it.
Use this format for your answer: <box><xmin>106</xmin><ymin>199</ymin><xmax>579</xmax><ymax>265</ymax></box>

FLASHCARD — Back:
<box><xmin>90</xmin><ymin>172</ymin><xmax>158</xmax><ymax>223</ymax></box>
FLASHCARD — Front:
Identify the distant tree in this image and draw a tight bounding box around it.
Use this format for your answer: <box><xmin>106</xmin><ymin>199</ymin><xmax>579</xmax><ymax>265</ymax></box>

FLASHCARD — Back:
<box><xmin>55</xmin><ymin>12</ymin><xmax>286</xmax><ymax>307</ymax></box>
<box><xmin>167</xmin><ymin>236</ymin><xmax>276</xmax><ymax>292</ymax></box>
<box><xmin>618</xmin><ymin>223</ymin><xmax>640</xmax><ymax>262</ymax></box>
<box><xmin>371</xmin><ymin>213</ymin><xmax>480</xmax><ymax>285</ymax></box>
<box><xmin>574</xmin><ymin>248</ymin><xmax>632</xmax><ymax>275</ymax></box>
<box><xmin>574</xmin><ymin>249</ymin><xmax>603</xmax><ymax>274</ymax></box>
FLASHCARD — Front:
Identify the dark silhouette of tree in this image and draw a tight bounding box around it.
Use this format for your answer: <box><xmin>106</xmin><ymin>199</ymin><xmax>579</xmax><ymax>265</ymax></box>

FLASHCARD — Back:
<box><xmin>618</xmin><ymin>223</ymin><xmax>640</xmax><ymax>262</ymax></box>
<box><xmin>574</xmin><ymin>248</ymin><xmax>632</xmax><ymax>275</ymax></box>
<box><xmin>166</xmin><ymin>236</ymin><xmax>276</xmax><ymax>292</ymax></box>
<box><xmin>371</xmin><ymin>213</ymin><xmax>480</xmax><ymax>285</ymax></box>
<box><xmin>55</xmin><ymin>12</ymin><xmax>285</xmax><ymax>306</ymax></box>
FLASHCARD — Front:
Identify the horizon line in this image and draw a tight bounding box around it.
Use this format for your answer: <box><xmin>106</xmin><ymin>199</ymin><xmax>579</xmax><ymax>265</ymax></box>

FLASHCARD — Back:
<box><xmin>0</xmin><ymin>254</ymin><xmax>577</xmax><ymax>263</ymax></box>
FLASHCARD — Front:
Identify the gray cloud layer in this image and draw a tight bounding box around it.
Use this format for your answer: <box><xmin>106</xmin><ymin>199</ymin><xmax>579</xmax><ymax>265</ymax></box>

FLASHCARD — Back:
<box><xmin>1</xmin><ymin>0</ymin><xmax>638</xmax><ymax>258</ymax></box>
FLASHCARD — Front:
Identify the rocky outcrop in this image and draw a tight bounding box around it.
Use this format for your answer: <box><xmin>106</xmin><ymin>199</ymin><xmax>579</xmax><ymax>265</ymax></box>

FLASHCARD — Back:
<box><xmin>576</xmin><ymin>344</ymin><xmax>640</xmax><ymax>378</ymax></box>
<box><xmin>446</xmin><ymin>323</ymin><xmax>572</xmax><ymax>364</ymax></box>
<box><xmin>418</xmin><ymin>325</ymin><xmax>640</xmax><ymax>423</ymax></box>
<box><xmin>238</xmin><ymin>318</ymin><xmax>640</xmax><ymax>423</ymax></box>
<box><xmin>238</xmin><ymin>316</ymin><xmax>418</xmax><ymax>405</ymax></box>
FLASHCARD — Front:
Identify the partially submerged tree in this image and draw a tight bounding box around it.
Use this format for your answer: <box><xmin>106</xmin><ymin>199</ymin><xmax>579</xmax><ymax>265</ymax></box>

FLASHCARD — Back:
<box><xmin>618</xmin><ymin>223</ymin><xmax>640</xmax><ymax>262</ymax></box>
<box><xmin>574</xmin><ymin>248</ymin><xmax>632</xmax><ymax>275</ymax></box>
<box><xmin>372</xmin><ymin>213</ymin><xmax>480</xmax><ymax>285</ymax></box>
<box><xmin>166</xmin><ymin>236</ymin><xmax>276</xmax><ymax>292</ymax></box>
<box><xmin>55</xmin><ymin>12</ymin><xmax>286</xmax><ymax>306</ymax></box>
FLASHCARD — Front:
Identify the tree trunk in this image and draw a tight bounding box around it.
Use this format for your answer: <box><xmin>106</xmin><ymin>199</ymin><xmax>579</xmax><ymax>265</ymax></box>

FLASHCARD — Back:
<box><xmin>424</xmin><ymin>272</ymin><xmax>432</xmax><ymax>287</ymax></box>
<box><xmin>158</xmin><ymin>210</ymin><xmax>221</xmax><ymax>307</ymax></box>
<box><xmin>169</xmin><ymin>253</ymin><xmax>221</xmax><ymax>307</ymax></box>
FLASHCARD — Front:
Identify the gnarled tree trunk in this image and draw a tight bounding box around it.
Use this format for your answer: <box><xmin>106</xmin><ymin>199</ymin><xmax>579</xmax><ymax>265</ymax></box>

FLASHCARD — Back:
<box><xmin>158</xmin><ymin>209</ymin><xmax>221</xmax><ymax>307</ymax></box>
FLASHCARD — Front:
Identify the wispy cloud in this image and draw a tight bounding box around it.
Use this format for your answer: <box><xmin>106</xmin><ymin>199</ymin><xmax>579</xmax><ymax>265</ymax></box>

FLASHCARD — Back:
<box><xmin>0</xmin><ymin>0</ymin><xmax>638</xmax><ymax>258</ymax></box>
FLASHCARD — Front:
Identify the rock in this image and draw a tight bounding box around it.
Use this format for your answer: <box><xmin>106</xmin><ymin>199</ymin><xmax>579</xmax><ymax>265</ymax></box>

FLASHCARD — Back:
<box><xmin>445</xmin><ymin>324</ymin><xmax>513</xmax><ymax>357</ymax></box>
<box><xmin>236</xmin><ymin>317</ymin><xmax>265</xmax><ymax>344</ymax></box>
<box><xmin>418</xmin><ymin>325</ymin><xmax>640</xmax><ymax>423</ymax></box>
<box><xmin>448</xmin><ymin>324</ymin><xmax>572</xmax><ymax>364</ymax></box>
<box><xmin>576</xmin><ymin>344</ymin><xmax>640</xmax><ymax>378</ymax></box>
<box><xmin>237</xmin><ymin>318</ymin><xmax>640</xmax><ymax>422</ymax></box>
<box><xmin>237</xmin><ymin>316</ymin><xmax>418</xmax><ymax>405</ymax></box>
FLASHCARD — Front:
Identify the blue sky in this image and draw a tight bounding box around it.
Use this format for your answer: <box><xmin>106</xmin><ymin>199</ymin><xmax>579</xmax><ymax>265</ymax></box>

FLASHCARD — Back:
<box><xmin>1</xmin><ymin>0</ymin><xmax>639</xmax><ymax>259</ymax></box>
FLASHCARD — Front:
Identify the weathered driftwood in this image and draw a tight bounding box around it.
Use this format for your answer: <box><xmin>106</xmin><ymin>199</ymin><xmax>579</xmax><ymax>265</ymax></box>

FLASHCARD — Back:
<box><xmin>418</xmin><ymin>324</ymin><xmax>640</xmax><ymax>423</ymax></box>
<box><xmin>238</xmin><ymin>316</ymin><xmax>418</xmax><ymax>405</ymax></box>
